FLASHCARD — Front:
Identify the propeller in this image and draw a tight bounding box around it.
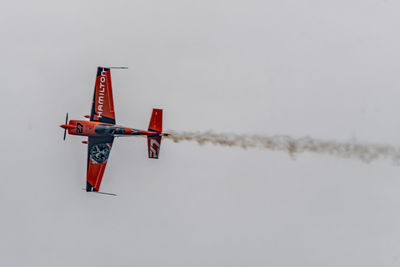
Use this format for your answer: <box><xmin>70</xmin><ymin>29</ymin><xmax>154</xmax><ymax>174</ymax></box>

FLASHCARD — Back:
<box><xmin>63</xmin><ymin>112</ymin><xmax>68</xmax><ymax>140</ymax></box>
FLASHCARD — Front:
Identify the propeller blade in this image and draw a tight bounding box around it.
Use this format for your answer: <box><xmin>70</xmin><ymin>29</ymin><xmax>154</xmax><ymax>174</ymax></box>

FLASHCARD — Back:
<box><xmin>63</xmin><ymin>112</ymin><xmax>68</xmax><ymax>141</ymax></box>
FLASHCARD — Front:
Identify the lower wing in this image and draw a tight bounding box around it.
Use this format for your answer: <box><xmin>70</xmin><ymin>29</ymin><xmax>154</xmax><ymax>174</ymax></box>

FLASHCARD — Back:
<box><xmin>86</xmin><ymin>136</ymin><xmax>114</xmax><ymax>191</ymax></box>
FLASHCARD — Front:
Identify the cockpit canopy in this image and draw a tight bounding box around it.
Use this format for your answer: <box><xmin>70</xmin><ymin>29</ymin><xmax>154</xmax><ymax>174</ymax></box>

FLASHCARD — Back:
<box><xmin>95</xmin><ymin>125</ymin><xmax>125</xmax><ymax>135</ymax></box>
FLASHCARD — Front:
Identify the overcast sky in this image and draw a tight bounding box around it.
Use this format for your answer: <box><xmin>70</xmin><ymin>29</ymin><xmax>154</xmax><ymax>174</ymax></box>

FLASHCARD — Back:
<box><xmin>1</xmin><ymin>0</ymin><xmax>400</xmax><ymax>266</ymax></box>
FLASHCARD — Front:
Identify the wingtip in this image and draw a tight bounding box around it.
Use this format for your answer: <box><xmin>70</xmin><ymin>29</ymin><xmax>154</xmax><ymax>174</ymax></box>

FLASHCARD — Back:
<box><xmin>98</xmin><ymin>66</ymin><xmax>128</xmax><ymax>69</ymax></box>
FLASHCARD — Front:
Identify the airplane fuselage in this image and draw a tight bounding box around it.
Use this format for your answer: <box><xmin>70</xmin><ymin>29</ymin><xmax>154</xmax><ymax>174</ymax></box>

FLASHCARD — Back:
<box><xmin>60</xmin><ymin>120</ymin><xmax>162</xmax><ymax>137</ymax></box>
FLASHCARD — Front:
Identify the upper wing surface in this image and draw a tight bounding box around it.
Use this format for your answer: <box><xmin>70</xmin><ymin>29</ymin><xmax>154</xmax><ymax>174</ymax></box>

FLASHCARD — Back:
<box><xmin>90</xmin><ymin>67</ymin><xmax>116</xmax><ymax>124</ymax></box>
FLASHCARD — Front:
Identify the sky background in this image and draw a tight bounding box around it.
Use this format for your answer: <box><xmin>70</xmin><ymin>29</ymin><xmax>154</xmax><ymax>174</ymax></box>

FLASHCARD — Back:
<box><xmin>1</xmin><ymin>0</ymin><xmax>400</xmax><ymax>266</ymax></box>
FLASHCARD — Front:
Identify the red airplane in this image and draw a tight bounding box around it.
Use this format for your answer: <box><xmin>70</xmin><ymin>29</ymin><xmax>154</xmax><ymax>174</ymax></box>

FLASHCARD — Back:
<box><xmin>60</xmin><ymin>67</ymin><xmax>168</xmax><ymax>195</ymax></box>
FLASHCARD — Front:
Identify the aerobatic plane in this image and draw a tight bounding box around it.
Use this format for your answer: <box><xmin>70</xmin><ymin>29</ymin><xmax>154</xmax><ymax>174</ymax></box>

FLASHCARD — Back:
<box><xmin>60</xmin><ymin>67</ymin><xmax>168</xmax><ymax>195</ymax></box>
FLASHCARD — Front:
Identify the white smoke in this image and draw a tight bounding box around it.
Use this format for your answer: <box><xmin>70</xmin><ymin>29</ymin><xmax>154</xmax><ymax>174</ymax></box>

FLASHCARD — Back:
<box><xmin>165</xmin><ymin>131</ymin><xmax>400</xmax><ymax>164</ymax></box>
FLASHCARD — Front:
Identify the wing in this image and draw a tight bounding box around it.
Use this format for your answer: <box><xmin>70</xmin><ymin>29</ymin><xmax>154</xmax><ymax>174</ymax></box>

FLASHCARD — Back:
<box><xmin>90</xmin><ymin>67</ymin><xmax>116</xmax><ymax>124</ymax></box>
<box><xmin>86</xmin><ymin>136</ymin><xmax>114</xmax><ymax>192</ymax></box>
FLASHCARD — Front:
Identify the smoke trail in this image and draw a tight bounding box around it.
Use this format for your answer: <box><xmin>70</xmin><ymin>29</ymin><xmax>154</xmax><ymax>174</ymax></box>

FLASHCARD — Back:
<box><xmin>165</xmin><ymin>131</ymin><xmax>400</xmax><ymax>164</ymax></box>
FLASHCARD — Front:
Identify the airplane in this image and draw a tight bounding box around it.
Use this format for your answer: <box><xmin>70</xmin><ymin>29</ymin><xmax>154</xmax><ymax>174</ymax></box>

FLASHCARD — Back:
<box><xmin>60</xmin><ymin>66</ymin><xmax>168</xmax><ymax>195</ymax></box>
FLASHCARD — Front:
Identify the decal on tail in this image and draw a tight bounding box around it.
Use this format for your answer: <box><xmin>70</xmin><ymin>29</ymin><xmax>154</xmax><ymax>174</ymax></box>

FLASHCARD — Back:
<box><xmin>148</xmin><ymin>136</ymin><xmax>161</xmax><ymax>159</ymax></box>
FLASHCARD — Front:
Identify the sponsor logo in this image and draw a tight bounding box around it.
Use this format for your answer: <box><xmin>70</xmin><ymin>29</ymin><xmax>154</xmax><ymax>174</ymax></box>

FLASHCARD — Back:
<box><xmin>89</xmin><ymin>143</ymin><xmax>111</xmax><ymax>164</ymax></box>
<box><xmin>97</xmin><ymin>69</ymin><xmax>107</xmax><ymax>118</ymax></box>
<box><xmin>149</xmin><ymin>139</ymin><xmax>160</xmax><ymax>158</ymax></box>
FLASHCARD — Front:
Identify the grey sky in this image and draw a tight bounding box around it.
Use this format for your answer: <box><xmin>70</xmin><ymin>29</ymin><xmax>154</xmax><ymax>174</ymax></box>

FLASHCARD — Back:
<box><xmin>1</xmin><ymin>0</ymin><xmax>400</xmax><ymax>266</ymax></box>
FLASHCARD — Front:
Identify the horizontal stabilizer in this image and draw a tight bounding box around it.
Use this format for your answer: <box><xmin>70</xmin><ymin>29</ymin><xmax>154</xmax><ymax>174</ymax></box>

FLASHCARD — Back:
<box><xmin>148</xmin><ymin>109</ymin><xmax>163</xmax><ymax>132</ymax></box>
<box><xmin>147</xmin><ymin>136</ymin><xmax>161</xmax><ymax>159</ymax></box>
<box><xmin>147</xmin><ymin>109</ymin><xmax>163</xmax><ymax>158</ymax></box>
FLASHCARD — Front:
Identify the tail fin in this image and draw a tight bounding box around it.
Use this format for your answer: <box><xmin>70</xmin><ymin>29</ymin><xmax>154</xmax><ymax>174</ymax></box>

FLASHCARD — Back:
<box><xmin>147</xmin><ymin>136</ymin><xmax>161</xmax><ymax>159</ymax></box>
<box><xmin>148</xmin><ymin>109</ymin><xmax>162</xmax><ymax>132</ymax></box>
<box><xmin>147</xmin><ymin>109</ymin><xmax>163</xmax><ymax>159</ymax></box>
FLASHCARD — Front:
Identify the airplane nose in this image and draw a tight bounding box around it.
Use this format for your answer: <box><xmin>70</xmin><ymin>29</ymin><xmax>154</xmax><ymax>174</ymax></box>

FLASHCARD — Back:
<box><xmin>60</xmin><ymin>124</ymin><xmax>75</xmax><ymax>129</ymax></box>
